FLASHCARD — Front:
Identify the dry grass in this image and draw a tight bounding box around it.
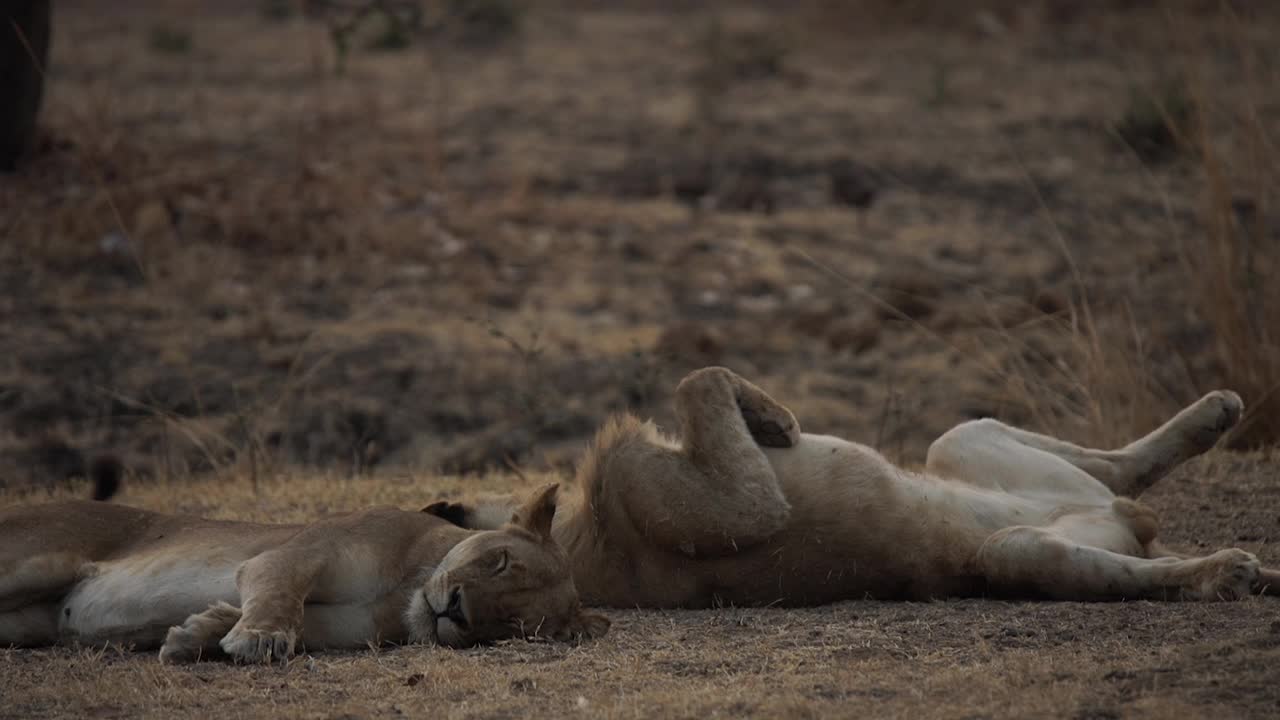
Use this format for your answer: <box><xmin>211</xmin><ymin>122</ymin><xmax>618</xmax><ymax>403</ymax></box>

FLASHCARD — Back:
<box><xmin>959</xmin><ymin>5</ymin><xmax>1280</xmax><ymax>452</ymax></box>
<box><xmin>4</xmin><ymin>454</ymin><xmax>1280</xmax><ymax>719</ymax></box>
<box><xmin>1179</xmin><ymin>12</ymin><xmax>1280</xmax><ymax>450</ymax></box>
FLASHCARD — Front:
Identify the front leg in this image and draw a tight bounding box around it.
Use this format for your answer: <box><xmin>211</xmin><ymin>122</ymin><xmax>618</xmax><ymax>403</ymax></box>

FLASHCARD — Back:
<box><xmin>616</xmin><ymin>367</ymin><xmax>797</xmax><ymax>556</ymax></box>
<box><xmin>159</xmin><ymin>602</ymin><xmax>242</xmax><ymax>664</ymax></box>
<box><xmin>219</xmin><ymin>549</ymin><xmax>327</xmax><ymax>664</ymax></box>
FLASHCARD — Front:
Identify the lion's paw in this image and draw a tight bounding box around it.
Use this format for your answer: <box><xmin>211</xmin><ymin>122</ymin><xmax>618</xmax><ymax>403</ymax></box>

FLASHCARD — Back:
<box><xmin>159</xmin><ymin>602</ymin><xmax>243</xmax><ymax>664</ymax></box>
<box><xmin>1183</xmin><ymin>548</ymin><xmax>1259</xmax><ymax>601</ymax></box>
<box><xmin>738</xmin><ymin>396</ymin><xmax>800</xmax><ymax>449</ymax></box>
<box><xmin>159</xmin><ymin>627</ymin><xmax>203</xmax><ymax>664</ymax></box>
<box><xmin>1182</xmin><ymin>390</ymin><xmax>1244</xmax><ymax>451</ymax></box>
<box><xmin>219</xmin><ymin>625</ymin><xmax>297</xmax><ymax>664</ymax></box>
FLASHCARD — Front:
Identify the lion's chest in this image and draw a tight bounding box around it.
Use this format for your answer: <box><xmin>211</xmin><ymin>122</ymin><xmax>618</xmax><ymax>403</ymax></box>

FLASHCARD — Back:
<box><xmin>298</xmin><ymin>597</ymin><xmax>405</xmax><ymax>649</ymax></box>
<box><xmin>60</xmin><ymin>553</ymin><xmax>240</xmax><ymax>642</ymax></box>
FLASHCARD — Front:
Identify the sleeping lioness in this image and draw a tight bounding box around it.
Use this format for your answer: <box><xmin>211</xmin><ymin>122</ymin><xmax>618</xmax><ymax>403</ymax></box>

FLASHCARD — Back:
<box><xmin>431</xmin><ymin>367</ymin><xmax>1279</xmax><ymax>607</ymax></box>
<box><xmin>0</xmin><ymin>484</ymin><xmax>608</xmax><ymax>662</ymax></box>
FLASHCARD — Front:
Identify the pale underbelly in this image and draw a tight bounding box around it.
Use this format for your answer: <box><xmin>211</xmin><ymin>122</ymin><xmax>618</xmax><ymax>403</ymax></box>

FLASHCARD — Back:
<box><xmin>60</xmin><ymin>557</ymin><xmax>240</xmax><ymax>644</ymax></box>
<box><xmin>59</xmin><ymin>560</ymin><xmax>403</xmax><ymax>650</ymax></box>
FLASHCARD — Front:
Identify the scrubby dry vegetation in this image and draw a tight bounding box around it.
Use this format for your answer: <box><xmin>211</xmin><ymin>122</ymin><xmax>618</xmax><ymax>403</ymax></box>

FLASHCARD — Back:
<box><xmin>2</xmin><ymin>0</ymin><xmax>1279</xmax><ymax>717</ymax></box>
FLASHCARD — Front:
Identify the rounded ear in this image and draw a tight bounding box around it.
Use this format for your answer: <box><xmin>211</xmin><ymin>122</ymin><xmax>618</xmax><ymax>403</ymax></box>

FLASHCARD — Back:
<box><xmin>510</xmin><ymin>483</ymin><xmax>559</xmax><ymax>542</ymax></box>
<box><xmin>555</xmin><ymin>609</ymin><xmax>611</xmax><ymax>642</ymax></box>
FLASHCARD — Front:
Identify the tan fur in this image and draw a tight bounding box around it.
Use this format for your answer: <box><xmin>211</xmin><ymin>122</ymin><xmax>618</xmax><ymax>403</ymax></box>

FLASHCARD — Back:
<box><xmin>444</xmin><ymin>368</ymin><xmax>1276</xmax><ymax>606</ymax></box>
<box><xmin>0</xmin><ymin>484</ymin><xmax>608</xmax><ymax>663</ymax></box>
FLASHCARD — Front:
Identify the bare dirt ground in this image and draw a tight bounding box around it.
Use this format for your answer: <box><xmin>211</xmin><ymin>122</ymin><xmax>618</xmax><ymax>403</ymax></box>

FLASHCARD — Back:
<box><xmin>2</xmin><ymin>0</ymin><xmax>1279</xmax><ymax>718</ymax></box>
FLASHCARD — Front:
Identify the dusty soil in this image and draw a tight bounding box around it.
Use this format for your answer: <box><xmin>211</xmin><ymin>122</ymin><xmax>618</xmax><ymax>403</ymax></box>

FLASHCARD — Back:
<box><xmin>3</xmin><ymin>1</ymin><xmax>1277</xmax><ymax>486</ymax></box>
<box><xmin>3</xmin><ymin>449</ymin><xmax>1279</xmax><ymax>719</ymax></box>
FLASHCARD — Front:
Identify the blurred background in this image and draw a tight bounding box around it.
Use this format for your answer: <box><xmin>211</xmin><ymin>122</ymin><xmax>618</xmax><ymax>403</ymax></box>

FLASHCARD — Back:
<box><xmin>1</xmin><ymin>0</ymin><xmax>1276</xmax><ymax>489</ymax></box>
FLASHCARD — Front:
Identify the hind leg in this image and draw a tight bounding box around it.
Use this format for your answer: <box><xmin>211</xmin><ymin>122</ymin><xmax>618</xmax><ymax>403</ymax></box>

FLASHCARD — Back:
<box><xmin>0</xmin><ymin>605</ymin><xmax>60</xmax><ymax>647</ymax></box>
<box><xmin>926</xmin><ymin>419</ymin><xmax>1115</xmax><ymax>503</ymax></box>
<box><xmin>1148</xmin><ymin>541</ymin><xmax>1280</xmax><ymax>598</ymax></box>
<box><xmin>1003</xmin><ymin>391</ymin><xmax>1241</xmax><ymax>496</ymax></box>
<box><xmin>1</xmin><ymin>552</ymin><xmax>100</xmax><ymax>648</ymax></box>
<box><xmin>928</xmin><ymin>391</ymin><xmax>1243</xmax><ymax>499</ymax></box>
<box><xmin>978</xmin><ymin>525</ymin><xmax>1260</xmax><ymax>601</ymax></box>
<box><xmin>0</xmin><ymin>553</ymin><xmax>87</xmax><ymax>613</ymax></box>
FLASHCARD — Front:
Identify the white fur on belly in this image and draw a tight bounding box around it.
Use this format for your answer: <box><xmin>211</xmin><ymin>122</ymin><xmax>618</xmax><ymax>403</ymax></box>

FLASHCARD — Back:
<box><xmin>60</xmin><ymin>555</ymin><xmax>239</xmax><ymax>642</ymax></box>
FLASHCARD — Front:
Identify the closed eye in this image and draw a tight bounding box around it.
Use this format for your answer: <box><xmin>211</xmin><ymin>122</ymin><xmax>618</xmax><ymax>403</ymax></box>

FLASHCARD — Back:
<box><xmin>494</xmin><ymin>549</ymin><xmax>509</xmax><ymax>574</ymax></box>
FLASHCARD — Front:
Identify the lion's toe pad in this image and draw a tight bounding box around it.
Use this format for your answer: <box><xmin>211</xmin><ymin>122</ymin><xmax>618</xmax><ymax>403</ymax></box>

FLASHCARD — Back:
<box><xmin>1182</xmin><ymin>548</ymin><xmax>1259</xmax><ymax>601</ymax></box>
<box><xmin>1183</xmin><ymin>390</ymin><xmax>1245</xmax><ymax>450</ymax></box>
<box><xmin>740</xmin><ymin>406</ymin><xmax>800</xmax><ymax>448</ymax></box>
<box><xmin>220</xmin><ymin>626</ymin><xmax>297</xmax><ymax>664</ymax></box>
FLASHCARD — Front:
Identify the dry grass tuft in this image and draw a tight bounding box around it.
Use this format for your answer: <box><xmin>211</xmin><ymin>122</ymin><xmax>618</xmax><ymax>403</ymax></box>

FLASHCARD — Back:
<box><xmin>974</xmin><ymin>304</ymin><xmax>1176</xmax><ymax>451</ymax></box>
<box><xmin>1178</xmin><ymin>21</ymin><xmax>1280</xmax><ymax>449</ymax></box>
<box><xmin>970</xmin><ymin>5</ymin><xmax>1280</xmax><ymax>452</ymax></box>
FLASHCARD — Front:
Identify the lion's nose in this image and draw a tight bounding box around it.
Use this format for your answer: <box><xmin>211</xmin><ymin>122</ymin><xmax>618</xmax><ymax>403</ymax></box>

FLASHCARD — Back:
<box><xmin>439</xmin><ymin>586</ymin><xmax>468</xmax><ymax>629</ymax></box>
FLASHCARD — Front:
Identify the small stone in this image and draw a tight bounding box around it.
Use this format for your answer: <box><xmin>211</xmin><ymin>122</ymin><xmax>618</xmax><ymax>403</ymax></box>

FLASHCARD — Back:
<box><xmin>99</xmin><ymin>232</ymin><xmax>131</xmax><ymax>255</ymax></box>
<box><xmin>788</xmin><ymin>284</ymin><xmax>815</xmax><ymax>303</ymax></box>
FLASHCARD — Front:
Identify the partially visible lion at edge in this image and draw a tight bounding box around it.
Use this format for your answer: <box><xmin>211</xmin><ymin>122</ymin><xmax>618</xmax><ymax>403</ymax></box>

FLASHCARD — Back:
<box><xmin>0</xmin><ymin>484</ymin><xmax>608</xmax><ymax>662</ymax></box>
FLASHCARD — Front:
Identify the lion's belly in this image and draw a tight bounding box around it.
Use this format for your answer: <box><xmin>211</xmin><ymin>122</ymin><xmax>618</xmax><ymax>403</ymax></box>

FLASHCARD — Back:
<box><xmin>741</xmin><ymin>434</ymin><xmax>1059</xmax><ymax>602</ymax></box>
<box><xmin>60</xmin><ymin>554</ymin><xmax>240</xmax><ymax>645</ymax></box>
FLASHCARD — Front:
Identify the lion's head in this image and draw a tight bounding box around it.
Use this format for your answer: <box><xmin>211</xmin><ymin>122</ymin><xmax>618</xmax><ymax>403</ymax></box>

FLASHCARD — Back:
<box><xmin>405</xmin><ymin>483</ymin><xmax>609</xmax><ymax>648</ymax></box>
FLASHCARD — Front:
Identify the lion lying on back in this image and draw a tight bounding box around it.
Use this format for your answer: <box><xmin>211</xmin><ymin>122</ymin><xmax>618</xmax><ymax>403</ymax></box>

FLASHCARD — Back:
<box><xmin>0</xmin><ymin>485</ymin><xmax>608</xmax><ymax>662</ymax></box>
<box><xmin>431</xmin><ymin>367</ymin><xmax>1279</xmax><ymax>606</ymax></box>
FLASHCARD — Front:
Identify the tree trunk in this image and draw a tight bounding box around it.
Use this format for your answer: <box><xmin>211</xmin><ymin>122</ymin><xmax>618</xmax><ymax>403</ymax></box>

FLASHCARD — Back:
<box><xmin>1</xmin><ymin>0</ymin><xmax>51</xmax><ymax>171</ymax></box>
